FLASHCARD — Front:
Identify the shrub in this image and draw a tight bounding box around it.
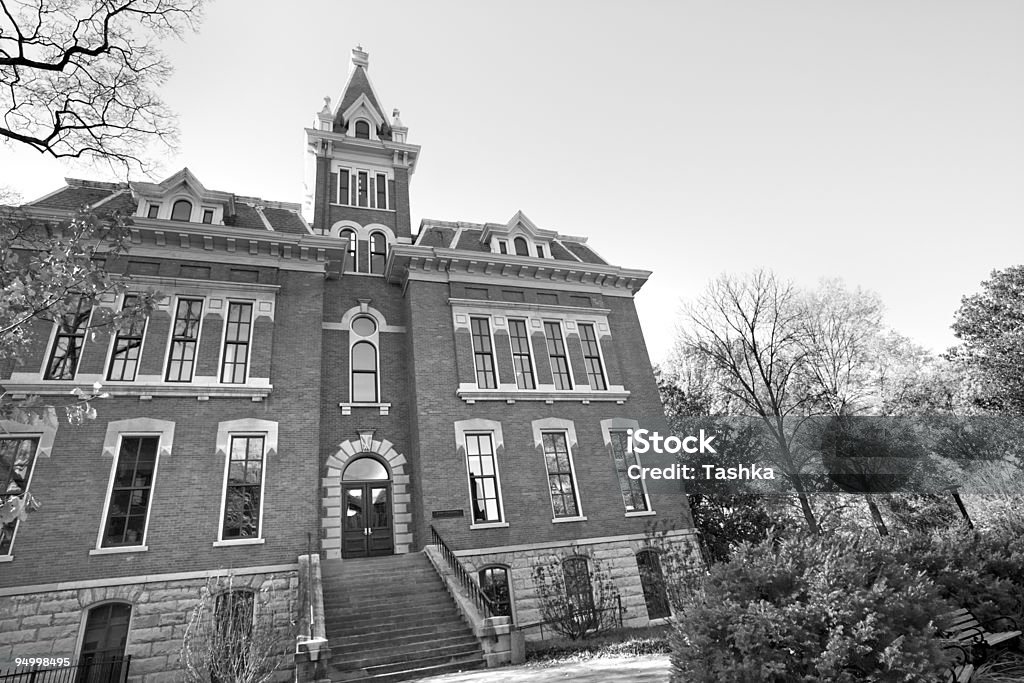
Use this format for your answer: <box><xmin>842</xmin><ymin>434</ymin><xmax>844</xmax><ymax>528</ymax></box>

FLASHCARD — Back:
<box><xmin>669</xmin><ymin>532</ymin><xmax>953</xmax><ymax>682</ymax></box>
<box><xmin>530</xmin><ymin>550</ymin><xmax>622</xmax><ymax>640</ymax></box>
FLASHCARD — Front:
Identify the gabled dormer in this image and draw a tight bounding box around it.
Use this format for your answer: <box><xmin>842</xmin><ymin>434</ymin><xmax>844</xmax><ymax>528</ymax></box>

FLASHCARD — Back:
<box><xmin>480</xmin><ymin>211</ymin><xmax>559</xmax><ymax>259</ymax></box>
<box><xmin>130</xmin><ymin>168</ymin><xmax>233</xmax><ymax>225</ymax></box>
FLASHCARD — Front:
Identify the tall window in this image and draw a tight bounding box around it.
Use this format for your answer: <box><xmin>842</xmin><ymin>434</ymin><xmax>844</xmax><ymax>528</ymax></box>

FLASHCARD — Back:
<box><xmin>610</xmin><ymin>430</ymin><xmax>648</xmax><ymax>512</ymax></box>
<box><xmin>508</xmin><ymin>319</ymin><xmax>535</xmax><ymax>389</ymax></box>
<box><xmin>562</xmin><ymin>557</ymin><xmax>594</xmax><ymax>613</ymax></box>
<box><xmin>337</xmin><ymin>167</ymin><xmax>350</xmax><ymax>205</ymax></box>
<box><xmin>513</xmin><ymin>237</ymin><xmax>529</xmax><ymax>256</ymax></box>
<box><xmin>222</xmin><ymin>435</ymin><xmax>265</xmax><ymax>539</ymax></box>
<box><xmin>465</xmin><ymin>433</ymin><xmax>502</xmax><ymax>523</ymax></box>
<box><xmin>480</xmin><ymin>566</ymin><xmax>512</xmax><ymax>620</ymax></box>
<box><xmin>107</xmin><ymin>295</ymin><xmax>146</xmax><ymax>382</ymax></box>
<box><xmin>171</xmin><ymin>199</ymin><xmax>192</xmax><ymax>221</ymax></box>
<box><xmin>339</xmin><ymin>228</ymin><xmax>357</xmax><ymax>271</ymax></box>
<box><xmin>350</xmin><ymin>316</ymin><xmax>379</xmax><ymax>402</ymax></box>
<box><xmin>544</xmin><ymin>321</ymin><xmax>573</xmax><ymax>390</ymax></box>
<box><xmin>370</xmin><ymin>232</ymin><xmax>387</xmax><ymax>274</ymax></box>
<box><xmin>542</xmin><ymin>432</ymin><xmax>580</xmax><ymax>518</ymax></box>
<box><xmin>636</xmin><ymin>550</ymin><xmax>671</xmax><ymax>619</ymax></box>
<box><xmin>44</xmin><ymin>296</ymin><xmax>92</xmax><ymax>380</ymax></box>
<box><xmin>220</xmin><ymin>302</ymin><xmax>253</xmax><ymax>384</ymax></box>
<box><xmin>375</xmin><ymin>173</ymin><xmax>388</xmax><ymax>209</ymax></box>
<box><xmin>166</xmin><ymin>298</ymin><xmax>203</xmax><ymax>382</ymax></box>
<box><xmin>470</xmin><ymin>317</ymin><xmax>497</xmax><ymax>389</ymax></box>
<box><xmin>356</xmin><ymin>171</ymin><xmax>369</xmax><ymax>207</ymax></box>
<box><xmin>101</xmin><ymin>436</ymin><xmax>159</xmax><ymax>547</ymax></box>
<box><xmin>578</xmin><ymin>323</ymin><xmax>607</xmax><ymax>390</ymax></box>
<box><xmin>0</xmin><ymin>438</ymin><xmax>39</xmax><ymax>555</ymax></box>
<box><xmin>354</xmin><ymin>119</ymin><xmax>371</xmax><ymax>139</ymax></box>
<box><xmin>79</xmin><ymin>603</ymin><xmax>131</xmax><ymax>667</ymax></box>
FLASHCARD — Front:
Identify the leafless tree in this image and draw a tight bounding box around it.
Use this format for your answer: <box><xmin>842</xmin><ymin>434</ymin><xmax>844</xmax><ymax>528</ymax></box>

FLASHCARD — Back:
<box><xmin>0</xmin><ymin>0</ymin><xmax>203</xmax><ymax>173</ymax></box>
<box><xmin>680</xmin><ymin>270</ymin><xmax>824</xmax><ymax>532</ymax></box>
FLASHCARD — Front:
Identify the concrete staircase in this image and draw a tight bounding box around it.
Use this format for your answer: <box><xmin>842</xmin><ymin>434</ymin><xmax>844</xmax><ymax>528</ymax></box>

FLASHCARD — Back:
<box><xmin>322</xmin><ymin>552</ymin><xmax>486</xmax><ymax>682</ymax></box>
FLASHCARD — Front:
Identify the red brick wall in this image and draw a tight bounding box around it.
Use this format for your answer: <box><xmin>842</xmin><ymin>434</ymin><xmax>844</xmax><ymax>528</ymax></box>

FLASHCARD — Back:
<box><xmin>403</xmin><ymin>280</ymin><xmax>693</xmax><ymax>552</ymax></box>
<box><xmin>0</xmin><ymin>270</ymin><xmax>324</xmax><ymax>588</ymax></box>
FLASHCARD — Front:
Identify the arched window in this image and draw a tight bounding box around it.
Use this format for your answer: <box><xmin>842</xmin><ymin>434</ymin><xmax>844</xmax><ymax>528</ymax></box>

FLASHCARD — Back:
<box><xmin>513</xmin><ymin>237</ymin><xmax>529</xmax><ymax>256</ymax></box>
<box><xmin>370</xmin><ymin>232</ymin><xmax>387</xmax><ymax>274</ymax></box>
<box><xmin>354</xmin><ymin>120</ymin><xmax>371</xmax><ymax>139</ymax></box>
<box><xmin>214</xmin><ymin>589</ymin><xmax>255</xmax><ymax>670</ymax></box>
<box><xmin>351</xmin><ymin>338</ymin><xmax>378</xmax><ymax>403</ymax></box>
<box><xmin>562</xmin><ymin>556</ymin><xmax>594</xmax><ymax>613</ymax></box>
<box><xmin>479</xmin><ymin>566</ymin><xmax>513</xmax><ymax>621</ymax></box>
<box><xmin>79</xmin><ymin>602</ymin><xmax>131</xmax><ymax>668</ymax></box>
<box><xmin>636</xmin><ymin>549</ymin><xmax>670</xmax><ymax>619</ymax></box>
<box><xmin>339</xmin><ymin>228</ymin><xmax>357</xmax><ymax>272</ymax></box>
<box><xmin>171</xmin><ymin>199</ymin><xmax>193</xmax><ymax>221</ymax></box>
<box><xmin>343</xmin><ymin>456</ymin><xmax>388</xmax><ymax>481</ymax></box>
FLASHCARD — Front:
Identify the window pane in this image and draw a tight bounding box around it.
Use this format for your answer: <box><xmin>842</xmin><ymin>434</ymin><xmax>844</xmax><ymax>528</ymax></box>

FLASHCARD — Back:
<box><xmin>471</xmin><ymin>318</ymin><xmax>497</xmax><ymax>389</ymax></box>
<box><xmin>222</xmin><ymin>436</ymin><xmax>264</xmax><ymax>539</ymax></box>
<box><xmin>354</xmin><ymin>120</ymin><xmax>370</xmax><ymax>139</ymax></box>
<box><xmin>147</xmin><ymin>204</ymin><xmax>160</xmax><ymax>219</ymax></box>
<box><xmin>352</xmin><ymin>372</ymin><xmax>377</xmax><ymax>402</ymax></box>
<box><xmin>166</xmin><ymin>299</ymin><xmax>203</xmax><ymax>382</ymax></box>
<box><xmin>351</xmin><ymin>316</ymin><xmax>376</xmax><ymax>337</ymax></box>
<box><xmin>542</xmin><ymin>432</ymin><xmax>579</xmax><ymax>518</ymax></box>
<box><xmin>509</xmin><ymin>319</ymin><xmax>535</xmax><ymax>389</ymax></box>
<box><xmin>44</xmin><ymin>297</ymin><xmax>92</xmax><ymax>380</ymax></box>
<box><xmin>220</xmin><ymin>302</ymin><xmax>252</xmax><ymax>384</ymax></box>
<box><xmin>376</xmin><ymin>173</ymin><xmax>388</xmax><ymax>209</ymax></box>
<box><xmin>637</xmin><ymin>551</ymin><xmax>671</xmax><ymax>619</ymax></box>
<box><xmin>579</xmin><ymin>324</ymin><xmax>607</xmax><ymax>390</ymax></box>
<box><xmin>171</xmin><ymin>199</ymin><xmax>192</xmax><ymax>221</ymax></box>
<box><xmin>465</xmin><ymin>434</ymin><xmax>501</xmax><ymax>523</ymax></box>
<box><xmin>343</xmin><ymin>457</ymin><xmax>388</xmax><ymax>481</ymax></box>
<box><xmin>544</xmin><ymin>322</ymin><xmax>573</xmax><ymax>390</ymax></box>
<box><xmin>0</xmin><ymin>438</ymin><xmax>40</xmax><ymax>555</ymax></box>
<box><xmin>103</xmin><ymin>437</ymin><xmax>158</xmax><ymax>547</ymax></box>
<box><xmin>514</xmin><ymin>237</ymin><xmax>529</xmax><ymax>256</ymax></box>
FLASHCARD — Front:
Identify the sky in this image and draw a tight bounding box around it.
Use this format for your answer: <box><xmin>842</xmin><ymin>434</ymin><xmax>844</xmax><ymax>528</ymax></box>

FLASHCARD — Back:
<box><xmin>3</xmin><ymin>1</ymin><xmax>1023</xmax><ymax>364</ymax></box>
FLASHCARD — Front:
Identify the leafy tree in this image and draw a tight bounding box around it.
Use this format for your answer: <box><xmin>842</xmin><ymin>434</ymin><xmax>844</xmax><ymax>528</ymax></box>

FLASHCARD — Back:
<box><xmin>0</xmin><ymin>0</ymin><xmax>204</xmax><ymax>173</ymax></box>
<box><xmin>949</xmin><ymin>265</ymin><xmax>1024</xmax><ymax>415</ymax></box>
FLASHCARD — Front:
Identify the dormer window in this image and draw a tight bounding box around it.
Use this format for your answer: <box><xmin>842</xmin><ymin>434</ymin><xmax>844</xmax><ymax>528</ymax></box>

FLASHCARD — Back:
<box><xmin>514</xmin><ymin>237</ymin><xmax>529</xmax><ymax>257</ymax></box>
<box><xmin>536</xmin><ymin>245</ymin><xmax>546</xmax><ymax>258</ymax></box>
<box><xmin>202</xmin><ymin>209</ymin><xmax>214</xmax><ymax>224</ymax></box>
<box><xmin>171</xmin><ymin>199</ymin><xmax>192</xmax><ymax>222</ymax></box>
<box><xmin>354</xmin><ymin>120</ymin><xmax>371</xmax><ymax>139</ymax></box>
<box><xmin>147</xmin><ymin>204</ymin><xmax>160</xmax><ymax>219</ymax></box>
<box><xmin>498</xmin><ymin>241</ymin><xmax>508</xmax><ymax>254</ymax></box>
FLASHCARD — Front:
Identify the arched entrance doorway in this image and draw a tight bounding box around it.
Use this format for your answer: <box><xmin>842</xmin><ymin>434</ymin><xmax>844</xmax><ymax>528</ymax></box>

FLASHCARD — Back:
<box><xmin>341</xmin><ymin>455</ymin><xmax>394</xmax><ymax>558</ymax></box>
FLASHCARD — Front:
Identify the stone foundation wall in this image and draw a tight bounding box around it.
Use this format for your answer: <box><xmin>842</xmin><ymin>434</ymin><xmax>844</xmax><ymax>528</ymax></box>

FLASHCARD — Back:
<box><xmin>0</xmin><ymin>571</ymin><xmax>298</xmax><ymax>682</ymax></box>
<box><xmin>458</xmin><ymin>531</ymin><xmax>699</xmax><ymax>639</ymax></box>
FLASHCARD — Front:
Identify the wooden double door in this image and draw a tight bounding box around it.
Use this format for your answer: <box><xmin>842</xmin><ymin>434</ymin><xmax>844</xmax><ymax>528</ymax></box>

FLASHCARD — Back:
<box><xmin>341</xmin><ymin>482</ymin><xmax>394</xmax><ymax>558</ymax></box>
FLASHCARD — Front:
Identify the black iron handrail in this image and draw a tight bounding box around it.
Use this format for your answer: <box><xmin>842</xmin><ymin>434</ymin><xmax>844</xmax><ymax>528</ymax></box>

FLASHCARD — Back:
<box><xmin>0</xmin><ymin>656</ymin><xmax>130</xmax><ymax>683</ymax></box>
<box><xmin>430</xmin><ymin>524</ymin><xmax>497</xmax><ymax>618</ymax></box>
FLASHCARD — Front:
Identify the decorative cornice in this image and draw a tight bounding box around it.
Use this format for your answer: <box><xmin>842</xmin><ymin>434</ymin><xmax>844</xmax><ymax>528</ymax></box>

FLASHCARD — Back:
<box><xmin>386</xmin><ymin>244</ymin><xmax>651</xmax><ymax>295</ymax></box>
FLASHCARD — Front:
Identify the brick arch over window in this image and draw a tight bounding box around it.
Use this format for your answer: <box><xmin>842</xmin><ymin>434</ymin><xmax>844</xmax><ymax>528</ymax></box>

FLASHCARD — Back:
<box><xmin>322</xmin><ymin>437</ymin><xmax>411</xmax><ymax>558</ymax></box>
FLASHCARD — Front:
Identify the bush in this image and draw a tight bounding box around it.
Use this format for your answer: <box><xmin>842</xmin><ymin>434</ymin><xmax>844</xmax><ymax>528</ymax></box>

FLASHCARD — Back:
<box><xmin>669</xmin><ymin>532</ymin><xmax>953</xmax><ymax>682</ymax></box>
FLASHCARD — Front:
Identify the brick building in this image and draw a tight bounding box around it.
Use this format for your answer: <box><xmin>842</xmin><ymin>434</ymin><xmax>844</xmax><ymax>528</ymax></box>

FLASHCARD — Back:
<box><xmin>0</xmin><ymin>47</ymin><xmax>696</xmax><ymax>681</ymax></box>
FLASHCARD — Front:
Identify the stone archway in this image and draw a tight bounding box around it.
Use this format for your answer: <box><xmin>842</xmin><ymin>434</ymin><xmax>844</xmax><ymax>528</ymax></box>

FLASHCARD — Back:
<box><xmin>322</xmin><ymin>436</ymin><xmax>412</xmax><ymax>558</ymax></box>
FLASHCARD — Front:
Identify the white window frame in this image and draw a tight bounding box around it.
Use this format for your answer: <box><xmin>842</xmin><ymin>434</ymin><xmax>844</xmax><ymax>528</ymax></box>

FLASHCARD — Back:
<box><xmin>41</xmin><ymin>298</ymin><xmax>93</xmax><ymax>381</ymax></box>
<box><xmin>454</xmin><ymin>419</ymin><xmax>509</xmax><ymax>530</ymax></box>
<box><xmin>0</xmin><ymin>436</ymin><xmax>44</xmax><ymax>560</ymax></box>
<box><xmin>601</xmin><ymin>418</ymin><xmax>654</xmax><ymax>516</ymax></box>
<box><xmin>349</xmin><ymin>315</ymin><xmax>381</xmax><ymax>403</ymax></box>
<box><xmin>92</xmin><ymin>420</ymin><xmax>174</xmax><ymax>554</ymax></box>
<box><xmin>577</xmin><ymin>321</ymin><xmax>609</xmax><ymax>391</ymax></box>
<box><xmin>215</xmin><ymin>433</ymin><xmax>269</xmax><ymax>546</ymax></box>
<box><xmin>217</xmin><ymin>299</ymin><xmax>256</xmax><ymax>385</ymax></box>
<box><xmin>104</xmin><ymin>292</ymin><xmax>150</xmax><ymax>383</ymax></box>
<box><xmin>162</xmin><ymin>296</ymin><xmax>206</xmax><ymax>383</ymax></box>
<box><xmin>507</xmin><ymin>317</ymin><xmax>538</xmax><ymax>390</ymax></box>
<box><xmin>469</xmin><ymin>315</ymin><xmax>500</xmax><ymax>390</ymax></box>
<box><xmin>373</xmin><ymin>172</ymin><xmax>390</xmax><ymax>210</ymax></box>
<box><xmin>531</xmin><ymin>418</ymin><xmax>585</xmax><ymax>522</ymax></box>
<box><xmin>542</xmin><ymin>319</ymin><xmax>574</xmax><ymax>391</ymax></box>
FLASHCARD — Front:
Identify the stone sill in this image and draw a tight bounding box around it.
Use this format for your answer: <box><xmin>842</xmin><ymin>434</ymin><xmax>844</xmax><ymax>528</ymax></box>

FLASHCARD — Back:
<box><xmin>470</xmin><ymin>522</ymin><xmax>510</xmax><ymax>530</ymax></box>
<box><xmin>457</xmin><ymin>389</ymin><xmax>628</xmax><ymax>405</ymax></box>
<box><xmin>551</xmin><ymin>516</ymin><xmax>588</xmax><ymax>524</ymax></box>
<box><xmin>0</xmin><ymin>555</ymin><xmax>12</xmax><ymax>563</ymax></box>
<box><xmin>213</xmin><ymin>538</ymin><xmax>265</xmax><ymax>547</ymax></box>
<box><xmin>339</xmin><ymin>402</ymin><xmax>391</xmax><ymax>416</ymax></box>
<box><xmin>4</xmin><ymin>382</ymin><xmax>272</xmax><ymax>401</ymax></box>
<box><xmin>90</xmin><ymin>545</ymin><xmax>148</xmax><ymax>556</ymax></box>
<box><xmin>625</xmin><ymin>510</ymin><xmax>657</xmax><ymax>518</ymax></box>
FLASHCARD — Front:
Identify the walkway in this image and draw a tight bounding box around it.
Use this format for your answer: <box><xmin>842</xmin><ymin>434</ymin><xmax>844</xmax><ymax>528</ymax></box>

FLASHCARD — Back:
<box><xmin>416</xmin><ymin>654</ymin><xmax>670</xmax><ymax>682</ymax></box>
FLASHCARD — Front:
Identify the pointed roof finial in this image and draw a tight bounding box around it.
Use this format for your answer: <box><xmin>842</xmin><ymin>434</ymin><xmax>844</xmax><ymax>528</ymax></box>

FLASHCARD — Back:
<box><xmin>321</xmin><ymin>96</ymin><xmax>332</xmax><ymax>115</ymax></box>
<box><xmin>351</xmin><ymin>45</ymin><xmax>369</xmax><ymax>70</ymax></box>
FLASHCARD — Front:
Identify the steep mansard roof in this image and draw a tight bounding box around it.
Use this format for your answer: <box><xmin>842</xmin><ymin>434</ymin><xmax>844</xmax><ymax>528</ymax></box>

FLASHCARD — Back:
<box><xmin>27</xmin><ymin>178</ymin><xmax>310</xmax><ymax>235</ymax></box>
<box><xmin>414</xmin><ymin>218</ymin><xmax>608</xmax><ymax>266</ymax></box>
